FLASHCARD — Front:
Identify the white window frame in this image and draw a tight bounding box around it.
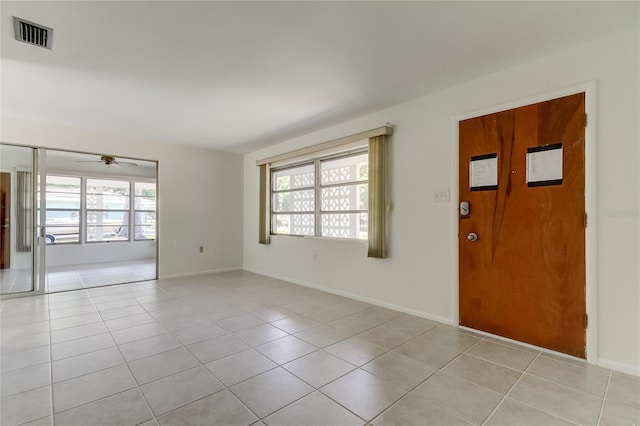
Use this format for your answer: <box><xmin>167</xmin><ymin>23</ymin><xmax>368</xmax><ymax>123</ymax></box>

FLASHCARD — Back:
<box><xmin>270</xmin><ymin>148</ymin><xmax>368</xmax><ymax>240</ymax></box>
<box><xmin>44</xmin><ymin>175</ymin><xmax>82</xmax><ymax>244</ymax></box>
<box><xmin>133</xmin><ymin>181</ymin><xmax>157</xmax><ymax>241</ymax></box>
<box><xmin>43</xmin><ymin>174</ymin><xmax>157</xmax><ymax>245</ymax></box>
<box><xmin>85</xmin><ymin>178</ymin><xmax>131</xmax><ymax>244</ymax></box>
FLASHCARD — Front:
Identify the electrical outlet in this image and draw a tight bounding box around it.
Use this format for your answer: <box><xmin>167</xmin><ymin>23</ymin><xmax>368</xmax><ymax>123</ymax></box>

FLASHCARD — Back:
<box><xmin>313</xmin><ymin>254</ymin><xmax>318</xmax><ymax>263</ymax></box>
<box><xmin>199</xmin><ymin>246</ymin><xmax>204</xmax><ymax>253</ymax></box>
<box><xmin>433</xmin><ymin>188</ymin><xmax>450</xmax><ymax>202</ymax></box>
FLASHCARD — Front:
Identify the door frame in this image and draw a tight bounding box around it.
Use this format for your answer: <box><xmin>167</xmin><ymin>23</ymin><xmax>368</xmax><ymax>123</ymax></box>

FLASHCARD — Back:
<box><xmin>1</xmin><ymin>172</ymin><xmax>11</xmax><ymax>269</ymax></box>
<box><xmin>450</xmin><ymin>81</ymin><xmax>598</xmax><ymax>364</ymax></box>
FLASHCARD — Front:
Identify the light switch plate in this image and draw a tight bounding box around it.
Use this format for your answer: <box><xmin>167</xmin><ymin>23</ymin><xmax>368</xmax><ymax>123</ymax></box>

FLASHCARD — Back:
<box><xmin>433</xmin><ymin>188</ymin><xmax>450</xmax><ymax>202</ymax></box>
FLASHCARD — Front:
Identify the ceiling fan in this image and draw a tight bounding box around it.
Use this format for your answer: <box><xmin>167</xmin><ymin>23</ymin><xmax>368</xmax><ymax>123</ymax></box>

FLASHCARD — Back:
<box><xmin>77</xmin><ymin>155</ymin><xmax>138</xmax><ymax>167</ymax></box>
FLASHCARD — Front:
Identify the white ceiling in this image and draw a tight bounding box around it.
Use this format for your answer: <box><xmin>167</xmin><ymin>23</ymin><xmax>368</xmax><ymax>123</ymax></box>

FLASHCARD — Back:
<box><xmin>1</xmin><ymin>1</ymin><xmax>636</xmax><ymax>154</ymax></box>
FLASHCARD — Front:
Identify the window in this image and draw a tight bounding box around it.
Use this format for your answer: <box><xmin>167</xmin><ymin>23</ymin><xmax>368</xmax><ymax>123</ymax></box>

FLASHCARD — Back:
<box><xmin>42</xmin><ymin>174</ymin><xmax>156</xmax><ymax>244</ymax></box>
<box><xmin>86</xmin><ymin>179</ymin><xmax>130</xmax><ymax>242</ymax></box>
<box><xmin>45</xmin><ymin>175</ymin><xmax>81</xmax><ymax>244</ymax></box>
<box><xmin>320</xmin><ymin>153</ymin><xmax>368</xmax><ymax>239</ymax></box>
<box><xmin>134</xmin><ymin>182</ymin><xmax>156</xmax><ymax>240</ymax></box>
<box><xmin>272</xmin><ymin>163</ymin><xmax>315</xmax><ymax>236</ymax></box>
<box><xmin>271</xmin><ymin>150</ymin><xmax>368</xmax><ymax>239</ymax></box>
<box><xmin>258</xmin><ymin>125</ymin><xmax>391</xmax><ymax>257</ymax></box>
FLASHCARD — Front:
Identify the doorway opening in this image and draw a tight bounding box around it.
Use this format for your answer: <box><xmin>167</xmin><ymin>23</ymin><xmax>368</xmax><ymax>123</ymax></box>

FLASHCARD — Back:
<box><xmin>0</xmin><ymin>144</ymin><xmax>158</xmax><ymax>296</ymax></box>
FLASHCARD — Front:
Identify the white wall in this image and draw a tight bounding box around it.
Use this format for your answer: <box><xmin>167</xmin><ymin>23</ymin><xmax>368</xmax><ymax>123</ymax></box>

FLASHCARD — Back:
<box><xmin>45</xmin><ymin>242</ymin><xmax>155</xmax><ymax>268</ymax></box>
<box><xmin>1</xmin><ymin>117</ymin><xmax>244</xmax><ymax>278</ymax></box>
<box><xmin>244</xmin><ymin>28</ymin><xmax>639</xmax><ymax>374</ymax></box>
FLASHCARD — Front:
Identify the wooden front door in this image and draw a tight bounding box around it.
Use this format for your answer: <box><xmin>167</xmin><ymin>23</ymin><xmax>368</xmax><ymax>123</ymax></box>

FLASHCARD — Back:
<box><xmin>1</xmin><ymin>172</ymin><xmax>10</xmax><ymax>269</ymax></box>
<box><xmin>459</xmin><ymin>93</ymin><xmax>586</xmax><ymax>358</ymax></box>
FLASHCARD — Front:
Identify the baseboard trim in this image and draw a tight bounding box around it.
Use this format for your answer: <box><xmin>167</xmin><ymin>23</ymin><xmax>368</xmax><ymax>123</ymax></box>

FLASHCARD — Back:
<box><xmin>598</xmin><ymin>358</ymin><xmax>640</xmax><ymax>377</ymax></box>
<box><xmin>244</xmin><ymin>268</ymin><xmax>452</xmax><ymax>326</ymax></box>
<box><xmin>159</xmin><ymin>267</ymin><xmax>241</xmax><ymax>280</ymax></box>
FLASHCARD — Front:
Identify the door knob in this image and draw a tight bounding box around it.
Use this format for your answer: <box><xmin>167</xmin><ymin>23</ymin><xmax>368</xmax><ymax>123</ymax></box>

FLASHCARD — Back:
<box><xmin>467</xmin><ymin>232</ymin><xmax>478</xmax><ymax>242</ymax></box>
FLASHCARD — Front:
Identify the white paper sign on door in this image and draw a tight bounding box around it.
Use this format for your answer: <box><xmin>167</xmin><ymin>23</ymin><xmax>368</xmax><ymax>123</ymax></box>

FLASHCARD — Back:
<box><xmin>470</xmin><ymin>153</ymin><xmax>498</xmax><ymax>191</ymax></box>
<box><xmin>527</xmin><ymin>143</ymin><xmax>563</xmax><ymax>187</ymax></box>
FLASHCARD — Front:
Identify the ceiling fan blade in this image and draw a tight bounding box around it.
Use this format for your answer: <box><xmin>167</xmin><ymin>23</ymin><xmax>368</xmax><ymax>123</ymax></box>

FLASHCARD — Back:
<box><xmin>74</xmin><ymin>155</ymin><xmax>137</xmax><ymax>167</ymax></box>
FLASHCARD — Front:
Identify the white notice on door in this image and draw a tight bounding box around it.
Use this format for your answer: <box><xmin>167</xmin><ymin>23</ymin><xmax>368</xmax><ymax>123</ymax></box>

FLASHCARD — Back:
<box><xmin>469</xmin><ymin>154</ymin><xmax>498</xmax><ymax>190</ymax></box>
<box><xmin>527</xmin><ymin>144</ymin><xmax>563</xmax><ymax>186</ymax></box>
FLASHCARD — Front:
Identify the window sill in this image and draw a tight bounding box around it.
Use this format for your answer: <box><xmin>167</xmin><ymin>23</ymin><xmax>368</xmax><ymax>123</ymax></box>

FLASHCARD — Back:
<box><xmin>271</xmin><ymin>234</ymin><xmax>367</xmax><ymax>245</ymax></box>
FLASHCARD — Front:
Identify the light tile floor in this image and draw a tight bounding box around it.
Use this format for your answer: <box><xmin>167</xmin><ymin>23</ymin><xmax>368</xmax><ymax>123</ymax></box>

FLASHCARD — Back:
<box><xmin>0</xmin><ymin>260</ymin><xmax>156</xmax><ymax>294</ymax></box>
<box><xmin>0</xmin><ymin>271</ymin><xmax>638</xmax><ymax>426</ymax></box>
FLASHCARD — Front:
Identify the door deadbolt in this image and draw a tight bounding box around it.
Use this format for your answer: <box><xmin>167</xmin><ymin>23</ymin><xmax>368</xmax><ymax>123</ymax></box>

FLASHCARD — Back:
<box><xmin>460</xmin><ymin>201</ymin><xmax>470</xmax><ymax>216</ymax></box>
<box><xmin>467</xmin><ymin>232</ymin><xmax>478</xmax><ymax>242</ymax></box>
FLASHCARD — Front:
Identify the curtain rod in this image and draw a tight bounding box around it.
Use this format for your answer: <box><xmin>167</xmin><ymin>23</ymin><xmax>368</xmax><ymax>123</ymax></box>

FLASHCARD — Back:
<box><xmin>256</xmin><ymin>125</ymin><xmax>394</xmax><ymax>166</ymax></box>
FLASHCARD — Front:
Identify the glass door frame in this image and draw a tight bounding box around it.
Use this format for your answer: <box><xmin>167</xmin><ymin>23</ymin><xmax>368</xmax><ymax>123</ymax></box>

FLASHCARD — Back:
<box><xmin>33</xmin><ymin>148</ymin><xmax>47</xmax><ymax>295</ymax></box>
<box><xmin>0</xmin><ymin>144</ymin><xmax>43</xmax><ymax>298</ymax></box>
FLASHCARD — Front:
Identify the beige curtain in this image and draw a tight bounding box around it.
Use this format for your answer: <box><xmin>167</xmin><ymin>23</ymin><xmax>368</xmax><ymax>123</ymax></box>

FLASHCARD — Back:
<box><xmin>258</xmin><ymin>164</ymin><xmax>271</xmax><ymax>244</ymax></box>
<box><xmin>368</xmin><ymin>135</ymin><xmax>389</xmax><ymax>258</ymax></box>
<box><xmin>16</xmin><ymin>171</ymin><xmax>33</xmax><ymax>252</ymax></box>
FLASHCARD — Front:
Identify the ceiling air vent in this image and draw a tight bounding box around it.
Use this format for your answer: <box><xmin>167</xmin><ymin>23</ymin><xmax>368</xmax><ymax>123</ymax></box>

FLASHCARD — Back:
<box><xmin>13</xmin><ymin>16</ymin><xmax>53</xmax><ymax>49</ymax></box>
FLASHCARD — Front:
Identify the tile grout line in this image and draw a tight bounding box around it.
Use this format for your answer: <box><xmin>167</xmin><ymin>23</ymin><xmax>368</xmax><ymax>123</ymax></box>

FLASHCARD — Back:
<box><xmin>281</xmin><ymin>348</ymin><xmax>385</xmax><ymax>421</ymax></box>
<box><xmin>216</xmin><ymin>306</ymin><xmax>413</xmax><ymax>423</ymax></box>
<box><xmin>463</xmin><ymin>350</ymin><xmax>530</xmax><ymax>374</ymax></box>
<box><xmin>498</xmin><ymin>352</ymin><xmax>585</xmax><ymax>426</ymax></box>
<box><xmin>269</xmin><ymin>334</ymin><xmax>369</xmax><ymax>423</ymax></box>
<box><xmin>236</xmin><ymin>310</ymin><xmax>457</xmax><ymax>423</ymax></box>
<box><xmin>164</xmin><ymin>351</ymin><xmax>262</xmax><ymax>423</ymax></box>
<box><xmin>135</xmin><ymin>285</ymin><xmax>266</xmax><ymax>424</ymax></box>
<box><xmin>5</xmin><ymin>274</ymin><xmax>626</xmax><ymax>425</ymax></box>
<box><xmin>211</xmin><ymin>312</ymin><xmax>325</xmax><ymax>423</ymax></box>
<box><xmin>321</xmin><ymin>319</ymin><xmax>438</xmax><ymax>368</ymax></box>
<box><xmin>479</xmin><ymin>343</ymin><xmax>541</xmax><ymax>426</ymax></box>
<box><xmin>517</xmin><ymin>360</ymin><xmax>611</xmax><ymax>399</ymax></box>
<box><xmin>282</xmin><ymin>380</ymin><xmax>367</xmax><ymax>425</ymax></box>
<box><xmin>367</xmin><ymin>323</ymin><xmax>488</xmax><ymax>423</ymax></box>
<box><xmin>84</xmin><ymin>284</ymin><xmax>160</xmax><ymax>425</ymax></box>
<box><xmin>389</xmin><ymin>336</ymin><xmax>504</xmax><ymax>425</ymax></box>
<box><xmin>596</xmin><ymin>370</ymin><xmax>612</xmax><ymax>426</ymax></box>
<box><xmin>113</xmin><ymin>280</ymin><xmax>173</xmax><ymax>426</ymax></box>
<box><xmin>47</xmin><ymin>293</ymin><xmax>56</xmax><ymax>426</ymax></box>
<box><xmin>43</xmin><ymin>283</ymin><xmax>164</xmax><ymax>422</ymax></box>
<box><xmin>364</xmin><ymin>358</ymin><xmax>459</xmax><ymax>425</ymax></box>
<box><xmin>314</xmin><ymin>321</ymin><xmax>452</xmax><ymax>424</ymax></box>
<box><xmin>189</xmin><ymin>286</ymin><xmax>312</xmax><ymax>421</ymax></box>
<box><xmin>467</xmin><ymin>334</ymin><xmax>613</xmax><ymax>401</ymax></box>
